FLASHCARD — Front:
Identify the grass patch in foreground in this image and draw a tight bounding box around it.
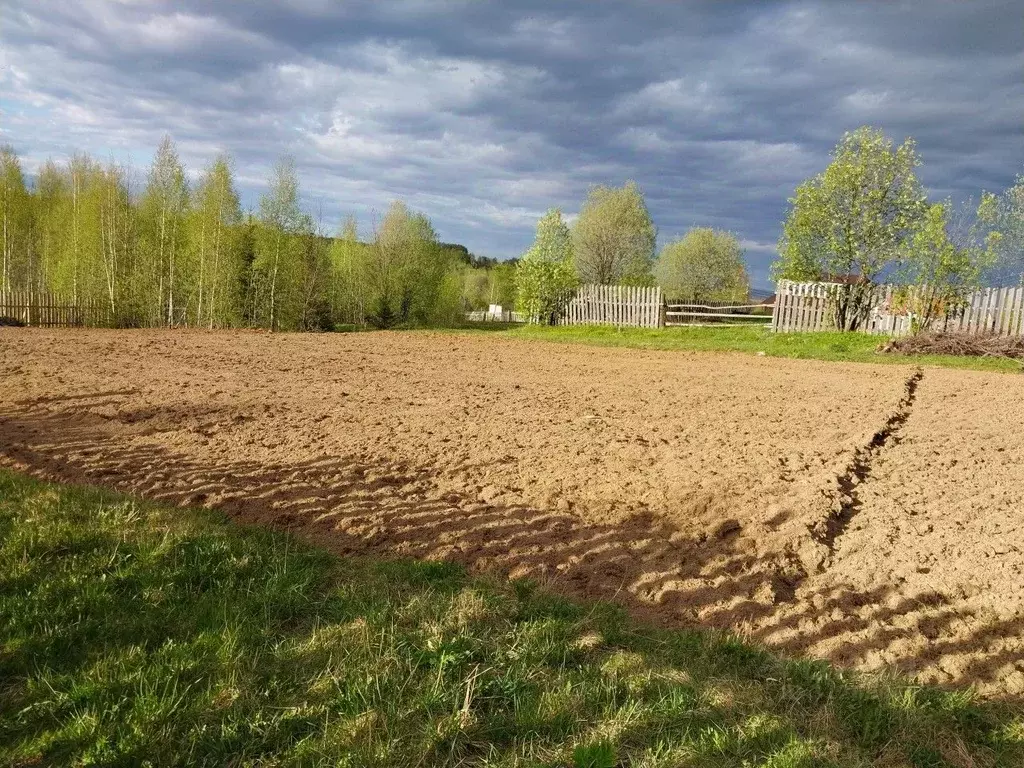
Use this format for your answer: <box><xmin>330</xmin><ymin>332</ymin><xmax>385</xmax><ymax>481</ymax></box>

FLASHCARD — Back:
<box><xmin>490</xmin><ymin>324</ymin><xmax>1023</xmax><ymax>373</ymax></box>
<box><xmin>1</xmin><ymin>472</ymin><xmax>1021</xmax><ymax>767</ymax></box>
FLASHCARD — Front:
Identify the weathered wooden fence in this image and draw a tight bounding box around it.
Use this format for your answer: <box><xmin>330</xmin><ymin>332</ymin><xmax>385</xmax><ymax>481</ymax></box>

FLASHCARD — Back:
<box><xmin>772</xmin><ymin>280</ymin><xmax>1024</xmax><ymax>336</ymax></box>
<box><xmin>665</xmin><ymin>299</ymin><xmax>773</xmax><ymax>327</ymax></box>
<box><xmin>772</xmin><ymin>281</ymin><xmax>833</xmax><ymax>333</ymax></box>
<box><xmin>0</xmin><ymin>289</ymin><xmax>111</xmax><ymax>328</ymax></box>
<box><xmin>560</xmin><ymin>284</ymin><xmax>663</xmax><ymax>328</ymax></box>
<box><xmin>940</xmin><ymin>286</ymin><xmax>1024</xmax><ymax>335</ymax></box>
<box><xmin>465</xmin><ymin>309</ymin><xmax>525</xmax><ymax>323</ymax></box>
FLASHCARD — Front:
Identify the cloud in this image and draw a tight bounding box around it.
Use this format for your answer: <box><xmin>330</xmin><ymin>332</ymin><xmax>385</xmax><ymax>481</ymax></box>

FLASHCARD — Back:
<box><xmin>1</xmin><ymin>0</ymin><xmax>1021</xmax><ymax>286</ymax></box>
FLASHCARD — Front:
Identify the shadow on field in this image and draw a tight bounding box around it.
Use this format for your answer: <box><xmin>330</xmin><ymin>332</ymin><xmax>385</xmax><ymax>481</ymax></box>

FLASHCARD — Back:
<box><xmin>1</xmin><ymin>396</ymin><xmax>1022</xmax><ymax>700</ymax></box>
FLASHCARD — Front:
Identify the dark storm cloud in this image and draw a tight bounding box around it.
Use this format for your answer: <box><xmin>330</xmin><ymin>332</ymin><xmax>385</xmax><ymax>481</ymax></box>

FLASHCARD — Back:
<box><xmin>2</xmin><ymin>1</ymin><xmax>1021</xmax><ymax>286</ymax></box>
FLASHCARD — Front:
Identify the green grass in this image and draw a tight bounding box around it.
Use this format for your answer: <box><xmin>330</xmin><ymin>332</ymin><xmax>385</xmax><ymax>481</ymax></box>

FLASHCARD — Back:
<box><xmin>1</xmin><ymin>471</ymin><xmax>1021</xmax><ymax>767</ymax></box>
<box><xmin>453</xmin><ymin>325</ymin><xmax>1022</xmax><ymax>373</ymax></box>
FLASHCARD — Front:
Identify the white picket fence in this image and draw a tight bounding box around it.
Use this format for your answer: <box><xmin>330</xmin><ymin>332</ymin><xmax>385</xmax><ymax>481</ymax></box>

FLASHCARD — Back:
<box><xmin>772</xmin><ymin>280</ymin><xmax>1024</xmax><ymax>336</ymax></box>
<box><xmin>560</xmin><ymin>284</ymin><xmax>663</xmax><ymax>328</ymax></box>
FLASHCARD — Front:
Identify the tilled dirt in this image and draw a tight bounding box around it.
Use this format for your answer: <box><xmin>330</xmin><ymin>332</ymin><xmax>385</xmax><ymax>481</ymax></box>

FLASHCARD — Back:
<box><xmin>1</xmin><ymin>328</ymin><xmax>1022</xmax><ymax>697</ymax></box>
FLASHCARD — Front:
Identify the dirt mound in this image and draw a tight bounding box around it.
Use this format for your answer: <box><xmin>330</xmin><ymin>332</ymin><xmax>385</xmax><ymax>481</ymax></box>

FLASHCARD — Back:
<box><xmin>1</xmin><ymin>328</ymin><xmax>1022</xmax><ymax>697</ymax></box>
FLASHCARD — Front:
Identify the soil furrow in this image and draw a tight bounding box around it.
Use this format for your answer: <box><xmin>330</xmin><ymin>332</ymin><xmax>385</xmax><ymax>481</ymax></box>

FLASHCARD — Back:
<box><xmin>816</xmin><ymin>367</ymin><xmax>924</xmax><ymax>557</ymax></box>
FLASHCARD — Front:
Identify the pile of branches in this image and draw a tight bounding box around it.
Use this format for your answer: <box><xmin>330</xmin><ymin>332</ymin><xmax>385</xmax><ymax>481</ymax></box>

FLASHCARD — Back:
<box><xmin>880</xmin><ymin>331</ymin><xmax>1024</xmax><ymax>361</ymax></box>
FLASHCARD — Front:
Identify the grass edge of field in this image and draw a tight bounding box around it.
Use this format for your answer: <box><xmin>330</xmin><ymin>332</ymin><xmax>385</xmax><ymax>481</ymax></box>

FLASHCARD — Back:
<box><xmin>1</xmin><ymin>469</ymin><xmax>1022</xmax><ymax>767</ymax></box>
<box><xmin>436</xmin><ymin>324</ymin><xmax>1024</xmax><ymax>374</ymax></box>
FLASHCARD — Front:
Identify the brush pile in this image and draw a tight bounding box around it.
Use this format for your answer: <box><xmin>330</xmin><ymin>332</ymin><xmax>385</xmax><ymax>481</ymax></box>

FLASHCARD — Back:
<box><xmin>879</xmin><ymin>331</ymin><xmax>1024</xmax><ymax>360</ymax></box>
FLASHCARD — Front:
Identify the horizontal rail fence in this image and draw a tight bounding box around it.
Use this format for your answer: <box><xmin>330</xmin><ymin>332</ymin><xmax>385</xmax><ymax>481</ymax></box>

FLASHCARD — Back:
<box><xmin>772</xmin><ymin>280</ymin><xmax>1024</xmax><ymax>336</ymax></box>
<box><xmin>665</xmin><ymin>299</ymin><xmax>774</xmax><ymax>327</ymax></box>
<box><xmin>0</xmin><ymin>289</ymin><xmax>111</xmax><ymax>328</ymax></box>
<box><xmin>560</xmin><ymin>284</ymin><xmax>663</xmax><ymax>328</ymax></box>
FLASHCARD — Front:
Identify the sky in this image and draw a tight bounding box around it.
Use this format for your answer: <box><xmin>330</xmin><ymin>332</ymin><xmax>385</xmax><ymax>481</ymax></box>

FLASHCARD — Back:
<box><xmin>2</xmin><ymin>1</ymin><xmax>1022</xmax><ymax>288</ymax></box>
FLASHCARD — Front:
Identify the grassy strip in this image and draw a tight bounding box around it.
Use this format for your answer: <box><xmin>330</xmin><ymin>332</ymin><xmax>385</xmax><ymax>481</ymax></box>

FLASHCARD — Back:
<box><xmin>465</xmin><ymin>325</ymin><xmax>1023</xmax><ymax>373</ymax></box>
<box><xmin>1</xmin><ymin>471</ymin><xmax>1021</xmax><ymax>767</ymax></box>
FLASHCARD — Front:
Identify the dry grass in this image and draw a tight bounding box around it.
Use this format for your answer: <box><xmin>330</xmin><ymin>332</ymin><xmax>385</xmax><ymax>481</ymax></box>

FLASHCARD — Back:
<box><xmin>880</xmin><ymin>332</ymin><xmax>1024</xmax><ymax>363</ymax></box>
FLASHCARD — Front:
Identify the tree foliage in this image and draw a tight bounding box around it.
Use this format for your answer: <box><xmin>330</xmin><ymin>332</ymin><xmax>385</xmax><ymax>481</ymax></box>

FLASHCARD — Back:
<box><xmin>190</xmin><ymin>155</ymin><xmax>243</xmax><ymax>328</ymax></box>
<box><xmin>897</xmin><ymin>200</ymin><xmax>999</xmax><ymax>330</ymax></box>
<box><xmin>982</xmin><ymin>172</ymin><xmax>1024</xmax><ymax>283</ymax></box>
<box><xmin>0</xmin><ymin>146</ymin><xmax>31</xmax><ymax>294</ymax></box>
<box><xmin>138</xmin><ymin>136</ymin><xmax>190</xmax><ymax>325</ymax></box>
<box><xmin>329</xmin><ymin>215</ymin><xmax>368</xmax><ymax>325</ymax></box>
<box><xmin>359</xmin><ymin>201</ymin><xmax>461</xmax><ymax>327</ymax></box>
<box><xmin>774</xmin><ymin>126</ymin><xmax>928</xmax><ymax>329</ymax></box>
<box><xmin>654</xmin><ymin>228</ymin><xmax>749</xmax><ymax>302</ymax></box>
<box><xmin>251</xmin><ymin>156</ymin><xmax>307</xmax><ymax>331</ymax></box>
<box><xmin>572</xmin><ymin>182</ymin><xmax>655</xmax><ymax>285</ymax></box>
<box><xmin>516</xmin><ymin>209</ymin><xmax>577</xmax><ymax>323</ymax></box>
<box><xmin>462</xmin><ymin>261</ymin><xmax>516</xmax><ymax>311</ymax></box>
<box><xmin>0</xmin><ymin>140</ymin><xmax>472</xmax><ymax>332</ymax></box>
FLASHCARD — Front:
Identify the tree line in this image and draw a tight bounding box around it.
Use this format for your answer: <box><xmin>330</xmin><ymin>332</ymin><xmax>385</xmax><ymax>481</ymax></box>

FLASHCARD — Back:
<box><xmin>7</xmin><ymin>125</ymin><xmax>1011</xmax><ymax>333</ymax></box>
<box><xmin>0</xmin><ymin>137</ymin><xmax>507</xmax><ymax>330</ymax></box>
<box><xmin>0</xmin><ymin>138</ymin><xmax>752</xmax><ymax>330</ymax></box>
<box><xmin>515</xmin><ymin>182</ymin><xmax>749</xmax><ymax>321</ymax></box>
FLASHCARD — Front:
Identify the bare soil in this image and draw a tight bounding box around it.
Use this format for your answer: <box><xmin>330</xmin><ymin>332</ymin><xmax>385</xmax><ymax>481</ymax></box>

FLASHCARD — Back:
<box><xmin>1</xmin><ymin>328</ymin><xmax>1021</xmax><ymax>697</ymax></box>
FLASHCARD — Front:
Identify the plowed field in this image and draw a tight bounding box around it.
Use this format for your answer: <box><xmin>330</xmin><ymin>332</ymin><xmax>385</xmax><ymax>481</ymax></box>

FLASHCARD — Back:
<box><xmin>1</xmin><ymin>329</ymin><xmax>1021</xmax><ymax>696</ymax></box>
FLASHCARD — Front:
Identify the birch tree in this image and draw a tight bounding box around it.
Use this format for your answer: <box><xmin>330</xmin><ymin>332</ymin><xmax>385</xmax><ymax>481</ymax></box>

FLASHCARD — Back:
<box><xmin>0</xmin><ymin>146</ymin><xmax>31</xmax><ymax>293</ymax></box>
<box><xmin>190</xmin><ymin>154</ymin><xmax>243</xmax><ymax>327</ymax></box>
<box><xmin>139</xmin><ymin>136</ymin><xmax>190</xmax><ymax>325</ymax></box>
<box><xmin>47</xmin><ymin>155</ymin><xmax>107</xmax><ymax>307</ymax></box>
<box><xmin>96</xmin><ymin>161</ymin><xmax>134</xmax><ymax>321</ymax></box>
<box><xmin>329</xmin><ymin>215</ymin><xmax>367</xmax><ymax>325</ymax></box>
<box><xmin>34</xmin><ymin>160</ymin><xmax>68</xmax><ymax>292</ymax></box>
<box><xmin>252</xmin><ymin>156</ymin><xmax>304</xmax><ymax>331</ymax></box>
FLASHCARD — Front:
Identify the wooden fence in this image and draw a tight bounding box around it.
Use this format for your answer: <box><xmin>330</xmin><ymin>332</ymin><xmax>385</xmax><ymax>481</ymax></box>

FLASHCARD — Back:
<box><xmin>772</xmin><ymin>280</ymin><xmax>1024</xmax><ymax>336</ymax></box>
<box><xmin>665</xmin><ymin>300</ymin><xmax>773</xmax><ymax>327</ymax></box>
<box><xmin>465</xmin><ymin>309</ymin><xmax>525</xmax><ymax>323</ymax></box>
<box><xmin>0</xmin><ymin>289</ymin><xmax>111</xmax><ymax>328</ymax></box>
<box><xmin>772</xmin><ymin>281</ymin><xmax>833</xmax><ymax>333</ymax></box>
<box><xmin>940</xmin><ymin>286</ymin><xmax>1024</xmax><ymax>335</ymax></box>
<box><xmin>560</xmin><ymin>284</ymin><xmax>663</xmax><ymax>328</ymax></box>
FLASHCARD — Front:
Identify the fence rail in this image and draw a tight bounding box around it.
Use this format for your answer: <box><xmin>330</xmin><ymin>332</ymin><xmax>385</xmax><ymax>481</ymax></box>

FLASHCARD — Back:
<box><xmin>0</xmin><ymin>289</ymin><xmax>111</xmax><ymax>328</ymax></box>
<box><xmin>560</xmin><ymin>284</ymin><xmax>662</xmax><ymax>328</ymax></box>
<box><xmin>665</xmin><ymin>302</ymin><xmax>773</xmax><ymax>326</ymax></box>
<box><xmin>772</xmin><ymin>280</ymin><xmax>1024</xmax><ymax>336</ymax></box>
